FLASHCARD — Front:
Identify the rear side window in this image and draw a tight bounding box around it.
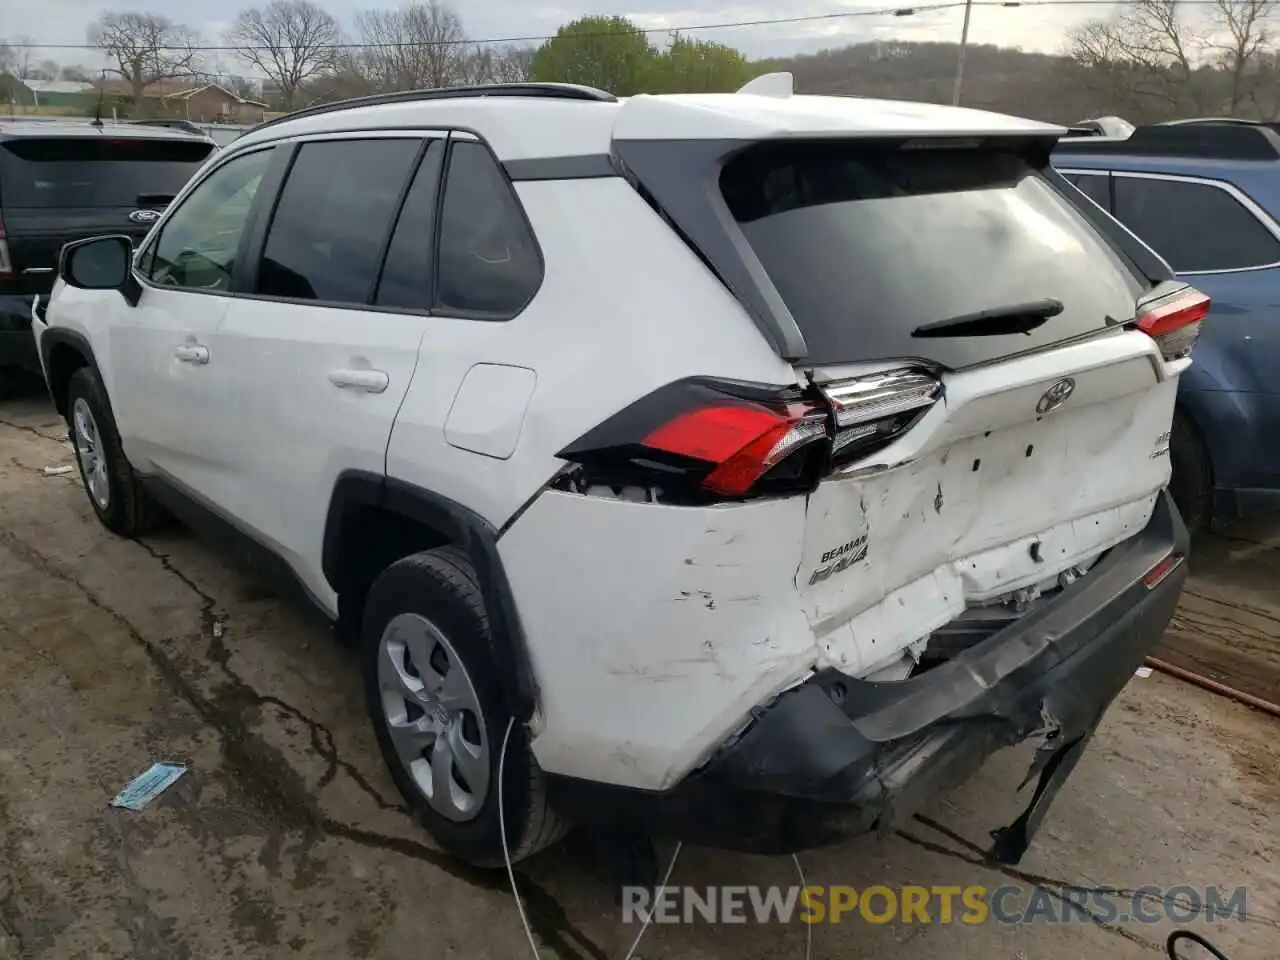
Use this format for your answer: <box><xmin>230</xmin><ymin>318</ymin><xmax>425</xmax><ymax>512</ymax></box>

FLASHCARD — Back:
<box><xmin>1063</xmin><ymin>171</ymin><xmax>1111</xmax><ymax>210</ymax></box>
<box><xmin>0</xmin><ymin>137</ymin><xmax>213</xmax><ymax>208</ymax></box>
<box><xmin>434</xmin><ymin>140</ymin><xmax>542</xmax><ymax>318</ymax></box>
<box><xmin>1112</xmin><ymin>176</ymin><xmax>1280</xmax><ymax>273</ymax></box>
<box><xmin>256</xmin><ymin>138</ymin><xmax>421</xmax><ymax>305</ymax></box>
<box><xmin>720</xmin><ymin>142</ymin><xmax>1146</xmax><ymax>368</ymax></box>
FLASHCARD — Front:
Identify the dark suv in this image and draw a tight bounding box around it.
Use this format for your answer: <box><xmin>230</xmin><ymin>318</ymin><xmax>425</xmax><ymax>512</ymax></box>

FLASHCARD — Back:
<box><xmin>0</xmin><ymin>120</ymin><xmax>215</xmax><ymax>388</ymax></box>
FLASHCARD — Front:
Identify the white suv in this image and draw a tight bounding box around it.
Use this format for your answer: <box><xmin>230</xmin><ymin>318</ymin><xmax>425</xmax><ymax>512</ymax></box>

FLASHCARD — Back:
<box><xmin>34</xmin><ymin>77</ymin><xmax>1200</xmax><ymax>869</ymax></box>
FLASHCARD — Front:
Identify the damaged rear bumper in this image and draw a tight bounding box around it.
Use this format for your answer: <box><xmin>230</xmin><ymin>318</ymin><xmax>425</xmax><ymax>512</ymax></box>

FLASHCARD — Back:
<box><xmin>546</xmin><ymin>490</ymin><xmax>1189</xmax><ymax>864</ymax></box>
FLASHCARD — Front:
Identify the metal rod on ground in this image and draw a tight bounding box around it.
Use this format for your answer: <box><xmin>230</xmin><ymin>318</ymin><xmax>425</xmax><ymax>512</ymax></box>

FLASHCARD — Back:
<box><xmin>1145</xmin><ymin>656</ymin><xmax>1280</xmax><ymax>719</ymax></box>
<box><xmin>952</xmin><ymin>0</ymin><xmax>974</xmax><ymax>106</ymax></box>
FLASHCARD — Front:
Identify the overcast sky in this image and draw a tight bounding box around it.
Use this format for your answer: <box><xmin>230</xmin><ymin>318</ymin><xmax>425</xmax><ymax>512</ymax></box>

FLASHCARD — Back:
<box><xmin>10</xmin><ymin>0</ymin><xmax>1103</xmax><ymax>73</ymax></box>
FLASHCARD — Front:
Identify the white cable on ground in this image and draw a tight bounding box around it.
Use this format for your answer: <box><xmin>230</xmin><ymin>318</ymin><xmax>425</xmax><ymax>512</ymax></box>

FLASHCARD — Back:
<box><xmin>499</xmin><ymin>715</ymin><xmax>542</xmax><ymax>960</ymax></box>
<box><xmin>501</xmin><ymin>713</ymin><xmax>814</xmax><ymax>960</ymax></box>
<box><xmin>792</xmin><ymin>853</ymin><xmax>813</xmax><ymax>960</ymax></box>
<box><xmin>622</xmin><ymin>840</ymin><xmax>683</xmax><ymax>960</ymax></box>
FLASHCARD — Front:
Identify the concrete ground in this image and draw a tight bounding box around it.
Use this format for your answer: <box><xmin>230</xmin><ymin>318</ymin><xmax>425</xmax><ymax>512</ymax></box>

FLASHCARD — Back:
<box><xmin>0</xmin><ymin>394</ymin><xmax>1276</xmax><ymax>960</ymax></box>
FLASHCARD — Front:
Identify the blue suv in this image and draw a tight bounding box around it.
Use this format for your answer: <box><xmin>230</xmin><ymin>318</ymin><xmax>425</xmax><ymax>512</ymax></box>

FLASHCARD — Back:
<box><xmin>1055</xmin><ymin>120</ymin><xmax>1280</xmax><ymax>533</ymax></box>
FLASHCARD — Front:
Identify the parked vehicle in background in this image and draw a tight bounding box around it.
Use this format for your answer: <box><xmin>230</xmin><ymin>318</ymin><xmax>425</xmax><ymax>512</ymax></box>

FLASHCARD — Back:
<box><xmin>1056</xmin><ymin>120</ymin><xmax>1280</xmax><ymax>533</ymax></box>
<box><xmin>37</xmin><ymin>78</ymin><xmax>1196</xmax><ymax>870</ymax></box>
<box><xmin>0</xmin><ymin>119</ymin><xmax>215</xmax><ymax>391</ymax></box>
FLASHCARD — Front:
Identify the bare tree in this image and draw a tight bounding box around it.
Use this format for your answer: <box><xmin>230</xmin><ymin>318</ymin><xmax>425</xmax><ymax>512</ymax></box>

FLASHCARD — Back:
<box><xmin>0</xmin><ymin>38</ymin><xmax>35</xmax><ymax>81</ymax></box>
<box><xmin>465</xmin><ymin>44</ymin><xmax>535</xmax><ymax>83</ymax></box>
<box><xmin>354</xmin><ymin>1</ymin><xmax>470</xmax><ymax>91</ymax></box>
<box><xmin>1208</xmin><ymin>0</ymin><xmax>1278</xmax><ymax>112</ymax></box>
<box><xmin>89</xmin><ymin>13</ymin><xmax>200</xmax><ymax>109</ymax></box>
<box><xmin>1067</xmin><ymin>0</ymin><xmax>1205</xmax><ymax>114</ymax></box>
<box><xmin>227</xmin><ymin>0</ymin><xmax>339</xmax><ymax>110</ymax></box>
<box><xmin>1068</xmin><ymin>0</ymin><xmax>1279</xmax><ymax>117</ymax></box>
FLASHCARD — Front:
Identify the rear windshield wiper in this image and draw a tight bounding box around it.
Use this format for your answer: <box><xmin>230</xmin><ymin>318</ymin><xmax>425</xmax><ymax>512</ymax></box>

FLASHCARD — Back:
<box><xmin>136</xmin><ymin>193</ymin><xmax>176</xmax><ymax>207</ymax></box>
<box><xmin>912</xmin><ymin>298</ymin><xmax>1064</xmax><ymax>338</ymax></box>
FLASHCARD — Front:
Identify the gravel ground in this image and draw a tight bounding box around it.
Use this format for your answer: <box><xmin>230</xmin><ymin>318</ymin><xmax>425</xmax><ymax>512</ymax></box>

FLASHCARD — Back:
<box><xmin>0</xmin><ymin>395</ymin><xmax>1276</xmax><ymax>960</ymax></box>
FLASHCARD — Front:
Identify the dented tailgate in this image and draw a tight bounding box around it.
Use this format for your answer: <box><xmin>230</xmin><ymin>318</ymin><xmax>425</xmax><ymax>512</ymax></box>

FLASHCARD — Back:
<box><xmin>799</xmin><ymin>330</ymin><xmax>1177</xmax><ymax>680</ymax></box>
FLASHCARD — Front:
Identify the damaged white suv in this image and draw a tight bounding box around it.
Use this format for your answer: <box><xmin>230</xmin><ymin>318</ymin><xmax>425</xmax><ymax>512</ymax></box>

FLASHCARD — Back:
<box><xmin>35</xmin><ymin>75</ymin><xmax>1201</xmax><ymax>869</ymax></box>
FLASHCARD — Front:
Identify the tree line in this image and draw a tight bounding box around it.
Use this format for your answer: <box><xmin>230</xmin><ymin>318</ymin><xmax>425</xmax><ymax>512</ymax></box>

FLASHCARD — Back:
<box><xmin>3</xmin><ymin>0</ymin><xmax>1280</xmax><ymax>123</ymax></box>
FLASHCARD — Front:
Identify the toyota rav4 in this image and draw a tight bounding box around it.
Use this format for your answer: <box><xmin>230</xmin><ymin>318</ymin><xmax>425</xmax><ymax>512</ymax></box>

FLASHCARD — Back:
<box><xmin>34</xmin><ymin>77</ymin><xmax>1199</xmax><ymax>869</ymax></box>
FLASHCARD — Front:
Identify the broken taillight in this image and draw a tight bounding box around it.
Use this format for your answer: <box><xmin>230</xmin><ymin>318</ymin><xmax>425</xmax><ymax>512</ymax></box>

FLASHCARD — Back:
<box><xmin>556</xmin><ymin>379</ymin><xmax>831</xmax><ymax>501</ymax></box>
<box><xmin>817</xmin><ymin>368</ymin><xmax>942</xmax><ymax>467</ymax></box>
<box><xmin>556</xmin><ymin>368</ymin><xmax>942</xmax><ymax>502</ymax></box>
<box><xmin>1135</xmin><ymin>284</ymin><xmax>1211</xmax><ymax>362</ymax></box>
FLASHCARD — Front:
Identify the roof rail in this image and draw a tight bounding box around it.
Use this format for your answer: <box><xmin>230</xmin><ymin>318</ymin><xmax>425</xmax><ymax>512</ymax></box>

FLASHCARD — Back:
<box><xmin>1054</xmin><ymin>119</ymin><xmax>1280</xmax><ymax>161</ymax></box>
<box><xmin>1160</xmin><ymin>117</ymin><xmax>1267</xmax><ymax>127</ymax></box>
<box><xmin>250</xmin><ymin>82</ymin><xmax>617</xmax><ymax>134</ymax></box>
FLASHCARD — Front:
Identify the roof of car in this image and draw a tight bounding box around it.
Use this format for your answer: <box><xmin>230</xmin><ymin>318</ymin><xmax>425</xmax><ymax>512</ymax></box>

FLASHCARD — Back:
<box><xmin>228</xmin><ymin>79</ymin><xmax>1066</xmax><ymax>163</ymax></box>
<box><xmin>0</xmin><ymin>118</ymin><xmax>215</xmax><ymax>144</ymax></box>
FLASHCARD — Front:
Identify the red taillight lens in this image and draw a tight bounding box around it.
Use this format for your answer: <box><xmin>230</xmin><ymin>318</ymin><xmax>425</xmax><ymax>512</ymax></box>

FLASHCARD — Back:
<box><xmin>557</xmin><ymin>380</ymin><xmax>831</xmax><ymax>501</ymax></box>
<box><xmin>1135</xmin><ymin>285</ymin><xmax>1210</xmax><ymax>361</ymax></box>
<box><xmin>643</xmin><ymin>402</ymin><xmax>827</xmax><ymax>496</ymax></box>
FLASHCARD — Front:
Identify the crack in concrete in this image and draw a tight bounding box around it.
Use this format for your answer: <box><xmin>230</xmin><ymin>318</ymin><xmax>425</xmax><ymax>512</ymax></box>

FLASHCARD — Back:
<box><xmin>129</xmin><ymin>537</ymin><xmax>405</xmax><ymax>815</ymax></box>
<box><xmin>896</xmin><ymin>819</ymin><xmax>1162</xmax><ymax>953</ymax></box>
<box><xmin>903</xmin><ymin>813</ymin><xmax>1280</xmax><ymax>944</ymax></box>
<box><xmin>0</xmin><ymin>528</ymin><xmax>607</xmax><ymax>960</ymax></box>
<box><xmin>0</xmin><ymin>418</ymin><xmax>66</xmax><ymax>444</ymax></box>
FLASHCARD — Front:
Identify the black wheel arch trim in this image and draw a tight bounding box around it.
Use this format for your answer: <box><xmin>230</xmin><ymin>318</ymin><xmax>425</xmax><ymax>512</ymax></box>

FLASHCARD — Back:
<box><xmin>37</xmin><ymin>327</ymin><xmax>103</xmax><ymax>417</ymax></box>
<box><xmin>323</xmin><ymin>470</ymin><xmax>540</xmax><ymax>722</ymax></box>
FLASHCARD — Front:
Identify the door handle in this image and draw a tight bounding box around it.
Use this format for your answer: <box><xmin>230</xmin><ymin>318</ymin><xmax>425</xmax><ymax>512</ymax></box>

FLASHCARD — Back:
<box><xmin>174</xmin><ymin>344</ymin><xmax>209</xmax><ymax>364</ymax></box>
<box><xmin>329</xmin><ymin>368</ymin><xmax>389</xmax><ymax>394</ymax></box>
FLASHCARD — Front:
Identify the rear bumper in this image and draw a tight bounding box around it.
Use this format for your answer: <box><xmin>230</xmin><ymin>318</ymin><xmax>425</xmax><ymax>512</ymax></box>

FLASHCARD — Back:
<box><xmin>0</xmin><ymin>296</ymin><xmax>40</xmax><ymax>373</ymax></box>
<box><xmin>547</xmin><ymin>490</ymin><xmax>1189</xmax><ymax>863</ymax></box>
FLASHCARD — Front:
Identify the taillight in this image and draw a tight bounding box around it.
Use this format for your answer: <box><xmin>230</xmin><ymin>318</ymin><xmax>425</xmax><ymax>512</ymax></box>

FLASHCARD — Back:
<box><xmin>818</xmin><ymin>368</ymin><xmax>942</xmax><ymax>466</ymax></box>
<box><xmin>555</xmin><ymin>369</ymin><xmax>942</xmax><ymax>503</ymax></box>
<box><xmin>556</xmin><ymin>379</ymin><xmax>830</xmax><ymax>502</ymax></box>
<box><xmin>0</xmin><ymin>214</ymin><xmax>11</xmax><ymax>277</ymax></box>
<box><xmin>1135</xmin><ymin>284</ymin><xmax>1210</xmax><ymax>362</ymax></box>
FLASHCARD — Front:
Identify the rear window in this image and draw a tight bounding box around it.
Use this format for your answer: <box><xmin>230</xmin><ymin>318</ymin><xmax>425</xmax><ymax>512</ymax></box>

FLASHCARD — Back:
<box><xmin>720</xmin><ymin>142</ymin><xmax>1146</xmax><ymax>368</ymax></box>
<box><xmin>0</xmin><ymin>137</ymin><xmax>213</xmax><ymax>208</ymax></box>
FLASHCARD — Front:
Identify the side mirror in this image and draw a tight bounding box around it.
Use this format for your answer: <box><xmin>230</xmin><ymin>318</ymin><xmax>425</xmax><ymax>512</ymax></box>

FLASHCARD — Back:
<box><xmin>58</xmin><ymin>235</ymin><xmax>141</xmax><ymax>306</ymax></box>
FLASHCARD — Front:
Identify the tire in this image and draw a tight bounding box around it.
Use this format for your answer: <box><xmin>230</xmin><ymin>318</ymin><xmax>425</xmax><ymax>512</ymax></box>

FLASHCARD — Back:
<box><xmin>361</xmin><ymin>545</ymin><xmax>567</xmax><ymax>867</ymax></box>
<box><xmin>1168</xmin><ymin>409</ymin><xmax>1213</xmax><ymax>536</ymax></box>
<box><xmin>65</xmin><ymin>366</ymin><xmax>163</xmax><ymax>537</ymax></box>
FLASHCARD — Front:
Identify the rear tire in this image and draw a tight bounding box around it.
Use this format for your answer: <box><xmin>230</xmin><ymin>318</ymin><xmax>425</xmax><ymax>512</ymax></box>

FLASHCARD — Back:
<box><xmin>1168</xmin><ymin>409</ymin><xmax>1213</xmax><ymax>536</ymax></box>
<box><xmin>361</xmin><ymin>546</ymin><xmax>567</xmax><ymax>867</ymax></box>
<box><xmin>65</xmin><ymin>366</ymin><xmax>163</xmax><ymax>537</ymax></box>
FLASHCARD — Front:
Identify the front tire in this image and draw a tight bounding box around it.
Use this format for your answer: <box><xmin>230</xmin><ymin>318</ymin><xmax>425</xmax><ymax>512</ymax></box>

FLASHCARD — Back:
<box><xmin>361</xmin><ymin>546</ymin><xmax>566</xmax><ymax>867</ymax></box>
<box><xmin>66</xmin><ymin>366</ymin><xmax>161</xmax><ymax>537</ymax></box>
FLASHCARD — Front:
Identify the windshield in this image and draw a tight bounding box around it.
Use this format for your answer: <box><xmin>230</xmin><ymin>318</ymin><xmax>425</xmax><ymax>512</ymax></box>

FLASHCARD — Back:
<box><xmin>720</xmin><ymin>141</ymin><xmax>1146</xmax><ymax>368</ymax></box>
<box><xmin>0</xmin><ymin>137</ymin><xmax>213</xmax><ymax>208</ymax></box>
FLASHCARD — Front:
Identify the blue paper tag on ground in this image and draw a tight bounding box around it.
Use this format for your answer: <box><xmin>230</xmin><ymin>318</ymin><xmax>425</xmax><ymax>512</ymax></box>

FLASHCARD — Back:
<box><xmin>109</xmin><ymin>763</ymin><xmax>187</xmax><ymax>810</ymax></box>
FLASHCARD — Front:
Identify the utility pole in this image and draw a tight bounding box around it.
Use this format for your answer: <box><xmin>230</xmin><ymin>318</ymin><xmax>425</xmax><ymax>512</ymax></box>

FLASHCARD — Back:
<box><xmin>951</xmin><ymin>0</ymin><xmax>974</xmax><ymax>106</ymax></box>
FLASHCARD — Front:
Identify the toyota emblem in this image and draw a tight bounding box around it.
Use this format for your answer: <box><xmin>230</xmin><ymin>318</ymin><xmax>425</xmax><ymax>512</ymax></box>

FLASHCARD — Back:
<box><xmin>128</xmin><ymin>209</ymin><xmax>161</xmax><ymax>225</ymax></box>
<box><xmin>1036</xmin><ymin>377</ymin><xmax>1076</xmax><ymax>415</ymax></box>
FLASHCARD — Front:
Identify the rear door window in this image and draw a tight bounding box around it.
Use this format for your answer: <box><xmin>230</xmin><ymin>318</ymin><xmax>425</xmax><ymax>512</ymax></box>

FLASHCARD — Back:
<box><xmin>255</xmin><ymin>137</ymin><xmax>422</xmax><ymax>306</ymax></box>
<box><xmin>720</xmin><ymin>141</ymin><xmax>1146</xmax><ymax>369</ymax></box>
<box><xmin>0</xmin><ymin>137</ymin><xmax>213</xmax><ymax>208</ymax></box>
<box><xmin>1112</xmin><ymin>175</ymin><xmax>1280</xmax><ymax>273</ymax></box>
